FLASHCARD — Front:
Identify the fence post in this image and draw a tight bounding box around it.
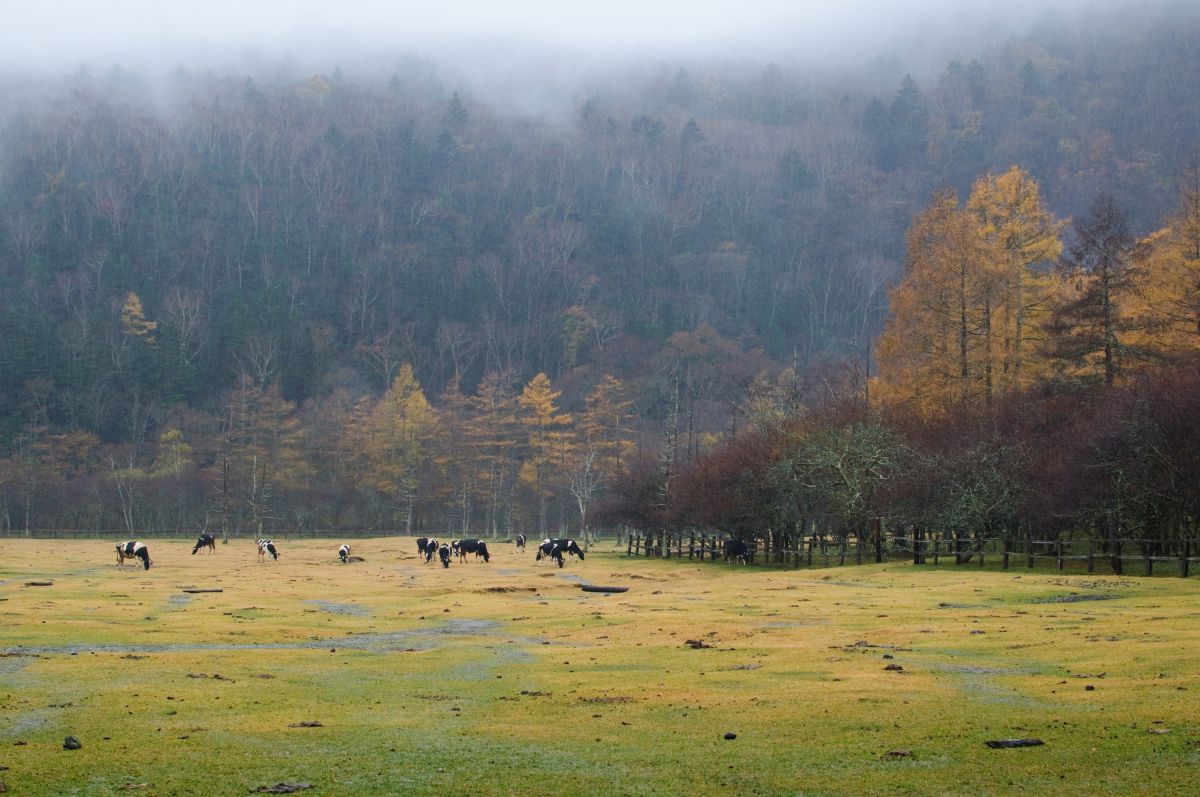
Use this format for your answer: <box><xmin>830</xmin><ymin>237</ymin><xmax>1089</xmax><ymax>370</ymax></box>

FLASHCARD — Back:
<box><xmin>688</xmin><ymin>534</ymin><xmax>695</xmax><ymax>560</ymax></box>
<box><xmin>979</xmin><ymin>537</ymin><xmax>985</xmax><ymax>568</ymax></box>
<box><xmin>1183</xmin><ymin>539</ymin><xmax>1191</xmax><ymax>579</ymax></box>
<box><xmin>1002</xmin><ymin>537</ymin><xmax>1009</xmax><ymax>570</ymax></box>
<box><xmin>1056</xmin><ymin>540</ymin><xmax>1064</xmax><ymax>571</ymax></box>
<box><xmin>807</xmin><ymin>535</ymin><xmax>813</xmax><ymax>566</ymax></box>
<box><xmin>1027</xmin><ymin>537</ymin><xmax>1035</xmax><ymax>570</ymax></box>
<box><xmin>1088</xmin><ymin>540</ymin><xmax>1095</xmax><ymax>574</ymax></box>
<box><xmin>933</xmin><ymin>537</ymin><xmax>939</xmax><ymax>566</ymax></box>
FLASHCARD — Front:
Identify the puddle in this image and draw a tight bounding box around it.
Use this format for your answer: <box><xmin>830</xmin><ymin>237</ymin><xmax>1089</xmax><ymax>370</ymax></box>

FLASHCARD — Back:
<box><xmin>1031</xmin><ymin>594</ymin><xmax>1115</xmax><ymax>604</ymax></box>
<box><xmin>306</xmin><ymin>600</ymin><xmax>371</xmax><ymax>616</ymax></box>
<box><xmin>0</xmin><ymin>619</ymin><xmax>533</xmax><ymax>656</ymax></box>
<box><xmin>166</xmin><ymin>594</ymin><xmax>193</xmax><ymax>610</ymax></box>
<box><xmin>0</xmin><ymin>654</ymin><xmax>37</xmax><ymax>676</ymax></box>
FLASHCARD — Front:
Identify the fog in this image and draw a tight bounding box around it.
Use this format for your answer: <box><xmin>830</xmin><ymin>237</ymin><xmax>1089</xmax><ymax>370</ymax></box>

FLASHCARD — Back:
<box><xmin>3</xmin><ymin>1</ymin><xmax>1132</xmax><ymax>72</ymax></box>
<box><xmin>0</xmin><ymin>1</ymin><xmax>1171</xmax><ymax>118</ymax></box>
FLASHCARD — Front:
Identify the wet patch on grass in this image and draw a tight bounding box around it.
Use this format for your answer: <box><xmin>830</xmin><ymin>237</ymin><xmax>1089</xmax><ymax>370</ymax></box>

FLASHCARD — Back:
<box><xmin>304</xmin><ymin>600</ymin><xmax>371</xmax><ymax>616</ymax></box>
<box><xmin>0</xmin><ymin>618</ymin><xmax>527</xmax><ymax>656</ymax></box>
<box><xmin>0</xmin><ymin>652</ymin><xmax>39</xmax><ymax>676</ymax></box>
<box><xmin>165</xmin><ymin>593</ymin><xmax>193</xmax><ymax>611</ymax></box>
<box><xmin>1031</xmin><ymin>594</ymin><xmax>1116</xmax><ymax>604</ymax></box>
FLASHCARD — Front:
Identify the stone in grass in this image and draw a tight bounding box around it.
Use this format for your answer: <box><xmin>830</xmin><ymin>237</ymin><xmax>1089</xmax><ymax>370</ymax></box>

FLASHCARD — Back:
<box><xmin>63</xmin><ymin>735</ymin><xmax>82</xmax><ymax>750</ymax></box>
<box><xmin>288</xmin><ymin>721</ymin><xmax>323</xmax><ymax>728</ymax></box>
<box><xmin>884</xmin><ymin>664</ymin><xmax>904</xmax><ymax>671</ymax></box>
<box><xmin>723</xmin><ymin>732</ymin><xmax>737</xmax><ymax>740</ymax></box>
<box><xmin>884</xmin><ymin>749</ymin><xmax>913</xmax><ymax>758</ymax></box>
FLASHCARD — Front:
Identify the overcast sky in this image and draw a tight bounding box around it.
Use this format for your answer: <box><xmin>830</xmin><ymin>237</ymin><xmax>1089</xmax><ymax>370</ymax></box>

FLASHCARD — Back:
<box><xmin>1</xmin><ymin>0</ymin><xmax>1116</xmax><ymax>71</ymax></box>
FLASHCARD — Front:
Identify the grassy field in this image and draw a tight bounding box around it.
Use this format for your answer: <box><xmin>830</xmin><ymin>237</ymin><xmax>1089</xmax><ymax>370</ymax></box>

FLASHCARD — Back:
<box><xmin>0</xmin><ymin>537</ymin><xmax>1197</xmax><ymax>796</ymax></box>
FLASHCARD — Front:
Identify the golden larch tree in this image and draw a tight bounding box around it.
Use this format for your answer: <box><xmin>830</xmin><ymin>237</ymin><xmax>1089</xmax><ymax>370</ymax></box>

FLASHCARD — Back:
<box><xmin>517</xmin><ymin>372</ymin><xmax>574</xmax><ymax>536</ymax></box>
<box><xmin>966</xmin><ymin>166</ymin><xmax>1064</xmax><ymax>395</ymax></box>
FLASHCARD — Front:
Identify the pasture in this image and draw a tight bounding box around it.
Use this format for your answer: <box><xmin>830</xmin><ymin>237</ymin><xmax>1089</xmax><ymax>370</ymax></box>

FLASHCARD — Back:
<box><xmin>0</xmin><ymin>537</ymin><xmax>1197</xmax><ymax>796</ymax></box>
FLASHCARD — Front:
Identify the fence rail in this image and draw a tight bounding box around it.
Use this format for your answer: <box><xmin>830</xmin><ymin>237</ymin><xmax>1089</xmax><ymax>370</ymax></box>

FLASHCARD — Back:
<box><xmin>625</xmin><ymin>532</ymin><xmax>1198</xmax><ymax>578</ymax></box>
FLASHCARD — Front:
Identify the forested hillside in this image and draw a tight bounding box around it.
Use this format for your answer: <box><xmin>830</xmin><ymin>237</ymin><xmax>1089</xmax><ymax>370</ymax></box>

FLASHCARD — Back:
<box><xmin>2</xmin><ymin>3</ymin><xmax>1199</xmax><ymax>535</ymax></box>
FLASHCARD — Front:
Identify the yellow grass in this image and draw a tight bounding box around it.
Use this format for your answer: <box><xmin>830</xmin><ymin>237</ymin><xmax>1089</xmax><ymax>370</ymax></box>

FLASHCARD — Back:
<box><xmin>1</xmin><ymin>537</ymin><xmax>1198</xmax><ymax>796</ymax></box>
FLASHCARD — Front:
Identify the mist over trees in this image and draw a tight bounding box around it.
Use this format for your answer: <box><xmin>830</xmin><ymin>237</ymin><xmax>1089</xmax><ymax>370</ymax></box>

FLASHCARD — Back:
<box><xmin>1</xmin><ymin>2</ymin><xmax>1200</xmax><ymax>537</ymax></box>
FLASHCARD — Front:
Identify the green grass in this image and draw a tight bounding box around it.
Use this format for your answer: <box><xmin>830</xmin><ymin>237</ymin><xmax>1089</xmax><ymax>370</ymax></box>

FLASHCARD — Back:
<box><xmin>1</xmin><ymin>538</ymin><xmax>1197</xmax><ymax>796</ymax></box>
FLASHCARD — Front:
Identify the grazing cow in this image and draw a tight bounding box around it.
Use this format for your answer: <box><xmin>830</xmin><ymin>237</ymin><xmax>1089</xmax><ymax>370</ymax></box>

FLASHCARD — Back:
<box><xmin>419</xmin><ymin>538</ymin><xmax>438</xmax><ymax>563</ymax></box>
<box><xmin>116</xmin><ymin>540</ymin><xmax>152</xmax><ymax>570</ymax></box>
<box><xmin>515</xmin><ymin>534</ymin><xmax>526</xmax><ymax>552</ymax></box>
<box><xmin>257</xmin><ymin>539</ymin><xmax>279</xmax><ymax>561</ymax></box>
<box><xmin>338</xmin><ymin>544</ymin><xmax>351</xmax><ymax>563</ymax></box>
<box><xmin>416</xmin><ymin>537</ymin><xmax>429</xmax><ymax>556</ymax></box>
<box><xmin>455</xmin><ymin>539</ymin><xmax>490</xmax><ymax>563</ymax></box>
<box><xmin>536</xmin><ymin>540</ymin><xmax>565</xmax><ymax>568</ymax></box>
<box><xmin>545</xmin><ymin>538</ymin><xmax>585</xmax><ymax>561</ymax></box>
<box><xmin>438</xmin><ymin>542</ymin><xmax>452</xmax><ymax>568</ymax></box>
<box><xmin>723</xmin><ymin>539</ymin><xmax>750</xmax><ymax>564</ymax></box>
<box><xmin>191</xmin><ymin>533</ymin><xmax>216</xmax><ymax>555</ymax></box>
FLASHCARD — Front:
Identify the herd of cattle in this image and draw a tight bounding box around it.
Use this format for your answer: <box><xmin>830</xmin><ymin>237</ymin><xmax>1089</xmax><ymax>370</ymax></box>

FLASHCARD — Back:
<box><xmin>113</xmin><ymin>532</ymin><xmax>591</xmax><ymax>570</ymax></box>
<box><xmin>114</xmin><ymin>534</ymin><xmax>753</xmax><ymax>571</ymax></box>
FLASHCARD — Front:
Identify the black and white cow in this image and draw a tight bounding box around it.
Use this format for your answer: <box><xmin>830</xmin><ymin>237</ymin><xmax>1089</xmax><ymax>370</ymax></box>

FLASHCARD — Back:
<box><xmin>545</xmin><ymin>538</ymin><xmax>585</xmax><ymax>560</ymax></box>
<box><xmin>192</xmin><ymin>533</ymin><xmax>216</xmax><ymax>555</ymax></box>
<box><xmin>515</xmin><ymin>534</ymin><xmax>526</xmax><ymax>552</ymax></box>
<box><xmin>438</xmin><ymin>542</ymin><xmax>452</xmax><ymax>568</ymax></box>
<box><xmin>116</xmin><ymin>540</ymin><xmax>152</xmax><ymax>570</ymax></box>
<box><xmin>338</xmin><ymin>544</ymin><xmax>351</xmax><ymax>563</ymax></box>
<box><xmin>455</xmin><ymin>539</ymin><xmax>490</xmax><ymax>563</ymax></box>
<box><xmin>536</xmin><ymin>539</ymin><xmax>565</xmax><ymax>568</ymax></box>
<box><xmin>418</xmin><ymin>538</ymin><xmax>438</xmax><ymax>563</ymax></box>
<box><xmin>257</xmin><ymin>538</ymin><xmax>279</xmax><ymax>561</ymax></box>
<box><xmin>723</xmin><ymin>538</ymin><xmax>750</xmax><ymax>564</ymax></box>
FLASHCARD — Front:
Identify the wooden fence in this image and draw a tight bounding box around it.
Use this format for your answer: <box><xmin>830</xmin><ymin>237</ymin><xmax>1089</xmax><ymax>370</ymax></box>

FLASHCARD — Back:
<box><xmin>626</xmin><ymin>531</ymin><xmax>1199</xmax><ymax>578</ymax></box>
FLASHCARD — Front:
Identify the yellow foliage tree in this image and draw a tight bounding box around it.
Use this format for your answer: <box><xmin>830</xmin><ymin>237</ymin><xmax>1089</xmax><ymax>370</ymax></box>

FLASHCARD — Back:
<box><xmin>517</xmin><ymin>372</ymin><xmax>574</xmax><ymax>536</ymax></box>
<box><xmin>360</xmin><ymin>364</ymin><xmax>438</xmax><ymax>533</ymax></box>
<box><xmin>966</xmin><ymin>165</ymin><xmax>1064</xmax><ymax>394</ymax></box>
<box><xmin>120</xmin><ymin>292</ymin><xmax>158</xmax><ymax>342</ymax></box>
<box><xmin>432</xmin><ymin>376</ymin><xmax>479</xmax><ymax>535</ymax></box>
<box><xmin>876</xmin><ymin>168</ymin><xmax>1064</xmax><ymax>411</ymax></box>
<box><xmin>467</xmin><ymin>370</ymin><xmax>521</xmax><ymax>537</ymax></box>
<box><xmin>570</xmin><ymin>374</ymin><xmax>636</xmax><ymax>539</ymax></box>
<box><xmin>875</xmin><ymin>187</ymin><xmax>992</xmax><ymax>409</ymax></box>
<box><xmin>220</xmin><ymin>376</ymin><xmax>310</xmax><ymax>538</ymax></box>
<box><xmin>151</xmin><ymin>428</ymin><xmax>193</xmax><ymax>478</ymax></box>
<box><xmin>1134</xmin><ymin>170</ymin><xmax>1200</xmax><ymax>358</ymax></box>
